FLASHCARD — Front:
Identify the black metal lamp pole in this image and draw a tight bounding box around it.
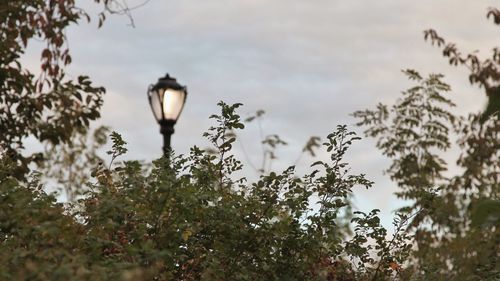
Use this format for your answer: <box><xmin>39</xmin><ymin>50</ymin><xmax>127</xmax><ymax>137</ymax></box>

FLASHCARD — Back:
<box><xmin>160</xmin><ymin>120</ymin><xmax>175</xmax><ymax>154</ymax></box>
<box><xmin>147</xmin><ymin>74</ymin><xmax>187</xmax><ymax>156</ymax></box>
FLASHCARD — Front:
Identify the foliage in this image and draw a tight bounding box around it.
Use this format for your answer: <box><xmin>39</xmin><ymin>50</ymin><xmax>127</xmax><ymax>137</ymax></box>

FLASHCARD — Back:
<box><xmin>6</xmin><ymin>92</ymin><xmax>493</xmax><ymax>280</ymax></box>
<box><xmin>241</xmin><ymin>109</ymin><xmax>321</xmax><ymax>174</ymax></box>
<box><xmin>40</xmin><ymin>126</ymin><xmax>109</xmax><ymax>201</ymax></box>
<box><xmin>1</xmin><ymin>102</ymin><xmax>396</xmax><ymax>280</ymax></box>
<box><xmin>355</xmin><ymin>8</ymin><xmax>500</xmax><ymax>280</ymax></box>
<box><xmin>352</xmin><ymin>10</ymin><xmax>500</xmax><ymax>279</ymax></box>
<box><xmin>353</xmin><ymin>70</ymin><xmax>455</xmax><ymax>202</ymax></box>
<box><xmin>0</xmin><ymin>0</ymin><xmax>139</xmax><ymax>181</ymax></box>
<box><xmin>423</xmin><ymin>9</ymin><xmax>500</xmax><ymax>122</ymax></box>
<box><xmin>0</xmin><ymin>0</ymin><xmax>114</xmax><ymax>179</ymax></box>
<box><xmin>355</xmin><ymin>67</ymin><xmax>499</xmax><ymax>280</ymax></box>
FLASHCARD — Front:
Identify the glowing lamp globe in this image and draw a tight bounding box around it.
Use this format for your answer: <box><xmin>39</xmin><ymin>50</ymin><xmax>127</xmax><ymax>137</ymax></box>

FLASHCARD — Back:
<box><xmin>147</xmin><ymin>74</ymin><xmax>187</xmax><ymax>153</ymax></box>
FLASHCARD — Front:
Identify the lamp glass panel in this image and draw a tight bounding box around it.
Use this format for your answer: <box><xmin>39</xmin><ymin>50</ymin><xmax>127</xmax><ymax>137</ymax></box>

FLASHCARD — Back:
<box><xmin>150</xmin><ymin>90</ymin><xmax>163</xmax><ymax>121</ymax></box>
<box><xmin>162</xmin><ymin>89</ymin><xmax>185</xmax><ymax>120</ymax></box>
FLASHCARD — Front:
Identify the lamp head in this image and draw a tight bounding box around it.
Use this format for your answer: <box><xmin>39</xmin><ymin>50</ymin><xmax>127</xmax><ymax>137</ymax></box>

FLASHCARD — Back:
<box><xmin>147</xmin><ymin>73</ymin><xmax>187</xmax><ymax>123</ymax></box>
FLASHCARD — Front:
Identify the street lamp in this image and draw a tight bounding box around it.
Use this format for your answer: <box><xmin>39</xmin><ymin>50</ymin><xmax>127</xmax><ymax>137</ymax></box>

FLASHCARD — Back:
<box><xmin>147</xmin><ymin>73</ymin><xmax>187</xmax><ymax>154</ymax></box>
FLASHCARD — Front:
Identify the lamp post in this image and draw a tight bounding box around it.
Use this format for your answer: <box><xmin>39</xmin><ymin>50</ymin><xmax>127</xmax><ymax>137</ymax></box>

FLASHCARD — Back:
<box><xmin>147</xmin><ymin>74</ymin><xmax>187</xmax><ymax>155</ymax></box>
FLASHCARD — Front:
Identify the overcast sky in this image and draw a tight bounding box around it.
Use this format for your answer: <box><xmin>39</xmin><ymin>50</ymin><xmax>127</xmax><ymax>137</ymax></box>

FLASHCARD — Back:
<box><xmin>23</xmin><ymin>0</ymin><xmax>498</xmax><ymax>227</ymax></box>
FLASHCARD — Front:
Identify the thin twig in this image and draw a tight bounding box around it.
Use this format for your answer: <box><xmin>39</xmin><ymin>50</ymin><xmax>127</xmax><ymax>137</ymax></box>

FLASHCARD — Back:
<box><xmin>371</xmin><ymin>208</ymin><xmax>423</xmax><ymax>281</ymax></box>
